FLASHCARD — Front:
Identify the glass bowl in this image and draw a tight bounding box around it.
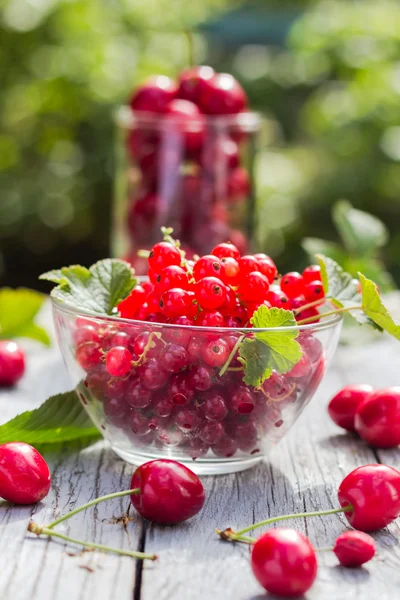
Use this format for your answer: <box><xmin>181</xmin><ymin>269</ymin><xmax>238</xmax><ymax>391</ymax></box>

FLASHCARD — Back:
<box><xmin>52</xmin><ymin>299</ymin><xmax>342</xmax><ymax>475</ymax></box>
<box><xmin>112</xmin><ymin>107</ymin><xmax>261</xmax><ymax>272</ymax></box>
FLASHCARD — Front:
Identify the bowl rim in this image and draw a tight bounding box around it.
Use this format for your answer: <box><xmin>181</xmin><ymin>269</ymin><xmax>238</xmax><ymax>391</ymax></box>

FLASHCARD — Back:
<box><xmin>51</xmin><ymin>295</ymin><xmax>343</xmax><ymax>334</ymax></box>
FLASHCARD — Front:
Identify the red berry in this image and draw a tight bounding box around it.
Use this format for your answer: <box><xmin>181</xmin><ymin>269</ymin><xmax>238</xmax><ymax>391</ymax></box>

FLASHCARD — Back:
<box><xmin>202</xmin><ymin>388</ymin><xmax>228</xmax><ymax>421</ymax></box>
<box><xmin>220</xmin><ymin>257</ymin><xmax>240</xmax><ymax>286</ymax></box>
<box><xmin>354</xmin><ymin>387</ymin><xmax>400</xmax><ymax>448</ymax></box>
<box><xmin>177</xmin><ymin>65</ymin><xmax>215</xmax><ymax>104</ymax></box>
<box><xmin>0</xmin><ymin>341</ymin><xmax>25</xmax><ymax>386</ymax></box>
<box><xmin>199</xmin><ymin>73</ymin><xmax>247</xmax><ymax>115</ymax></box>
<box><xmin>164</xmin><ymin>315</ymin><xmax>194</xmax><ymax>347</ymax></box>
<box><xmin>196</xmin><ymin>310</ymin><xmax>225</xmax><ymax>328</ymax></box>
<box><xmin>167</xmin><ymin>372</ymin><xmax>194</xmax><ymax>405</ymax></box>
<box><xmin>105</xmin><ymin>346</ymin><xmax>132</xmax><ymax>377</ymax></box>
<box><xmin>0</xmin><ymin>442</ymin><xmax>51</xmax><ymax>504</ymax></box>
<box><xmin>280</xmin><ymin>272</ymin><xmax>305</xmax><ymax>299</ymax></box>
<box><xmin>160</xmin><ymin>288</ymin><xmax>193</xmax><ymax>318</ymax></box>
<box><xmin>165</xmin><ymin>99</ymin><xmax>204</xmax><ymax>151</ymax></box>
<box><xmin>247</xmin><ymin>300</ymin><xmax>271</xmax><ymax>320</ymax></box>
<box><xmin>138</xmin><ymin>358</ymin><xmax>166</xmax><ymax>390</ymax></box>
<box><xmin>193</xmin><ymin>255</ymin><xmax>225</xmax><ymax>281</ymax></box>
<box><xmin>212</xmin><ymin>436</ymin><xmax>238</xmax><ymax>457</ymax></box>
<box><xmin>73</xmin><ymin>324</ymin><xmax>101</xmax><ymax>346</ymax></box>
<box><xmin>212</xmin><ymin>242</ymin><xmax>240</xmax><ymax>261</ymax></box>
<box><xmin>125</xmin><ymin>379</ymin><xmax>152</xmax><ymax>409</ymax></box>
<box><xmin>266</xmin><ymin>286</ymin><xmax>290</xmax><ymax>309</ymax></box>
<box><xmin>230</xmin><ymin>385</ymin><xmax>256</xmax><ymax>414</ymax></box>
<box><xmin>76</xmin><ymin>342</ymin><xmax>102</xmax><ymax>371</ymax></box>
<box><xmin>302</xmin><ymin>265</ymin><xmax>322</xmax><ymax>284</ymax></box>
<box><xmin>198</xmin><ymin>421</ymin><xmax>225</xmax><ymax>445</ymax></box>
<box><xmin>117</xmin><ymin>286</ymin><xmax>147</xmax><ymax>318</ymax></box>
<box><xmin>130</xmin><ymin>459</ymin><xmax>205</xmax><ymax>524</ymax></box>
<box><xmin>328</xmin><ymin>384</ymin><xmax>374</xmax><ymax>432</ymax></box>
<box><xmin>200</xmin><ymin>137</ymin><xmax>240</xmax><ymax>174</ymax></box>
<box><xmin>188</xmin><ymin>364</ymin><xmax>214</xmax><ymax>391</ymax></box>
<box><xmin>287</xmin><ymin>353</ymin><xmax>311</xmax><ymax>379</ymax></box>
<box><xmin>333</xmin><ymin>531</ymin><xmax>376</xmax><ymax>568</ymax></box>
<box><xmin>238</xmin><ymin>255</ymin><xmax>259</xmax><ymax>278</ymax></box>
<box><xmin>148</xmin><ymin>242</ymin><xmax>181</xmax><ymax>273</ymax></box>
<box><xmin>338</xmin><ymin>464</ymin><xmax>400</xmax><ymax>531</ymax></box>
<box><xmin>159</xmin><ymin>343</ymin><xmax>188</xmax><ymax>373</ymax></box>
<box><xmin>237</xmin><ymin>271</ymin><xmax>269</xmax><ymax>303</ymax></box>
<box><xmin>155</xmin><ymin>265</ymin><xmax>189</xmax><ymax>295</ymax></box>
<box><xmin>201</xmin><ymin>338</ymin><xmax>230</xmax><ymax>367</ymax></box>
<box><xmin>257</xmin><ymin>256</ymin><xmax>277</xmax><ymax>283</ymax></box>
<box><xmin>195</xmin><ymin>277</ymin><xmax>226</xmax><ymax>310</ymax></box>
<box><xmin>251</xmin><ymin>529</ymin><xmax>317</xmax><ymax>597</ymax></box>
<box><xmin>174</xmin><ymin>408</ymin><xmax>202</xmax><ymax>432</ymax></box>
<box><xmin>304</xmin><ymin>280</ymin><xmax>325</xmax><ymax>303</ymax></box>
<box><xmin>130</xmin><ymin>76</ymin><xmax>177</xmax><ymax>113</ymax></box>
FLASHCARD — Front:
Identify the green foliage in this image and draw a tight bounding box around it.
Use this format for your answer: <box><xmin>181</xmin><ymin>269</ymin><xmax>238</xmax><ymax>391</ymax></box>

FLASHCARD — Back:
<box><xmin>359</xmin><ymin>273</ymin><xmax>400</xmax><ymax>340</ymax></box>
<box><xmin>40</xmin><ymin>259</ymin><xmax>136</xmax><ymax>314</ymax></box>
<box><xmin>0</xmin><ymin>391</ymin><xmax>100</xmax><ymax>444</ymax></box>
<box><xmin>0</xmin><ymin>288</ymin><xmax>50</xmax><ymax>345</ymax></box>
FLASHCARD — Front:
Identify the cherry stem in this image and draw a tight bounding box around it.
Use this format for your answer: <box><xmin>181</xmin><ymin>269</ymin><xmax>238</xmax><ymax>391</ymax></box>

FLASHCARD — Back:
<box><xmin>47</xmin><ymin>488</ymin><xmax>140</xmax><ymax>530</ymax></box>
<box><xmin>218</xmin><ymin>505</ymin><xmax>353</xmax><ymax>541</ymax></box>
<box><xmin>219</xmin><ymin>334</ymin><xmax>245</xmax><ymax>377</ymax></box>
<box><xmin>185</xmin><ymin>29</ymin><xmax>195</xmax><ymax>67</ymax></box>
<box><xmin>296</xmin><ymin>306</ymin><xmax>363</xmax><ymax>326</ymax></box>
<box><xmin>293</xmin><ymin>298</ymin><xmax>325</xmax><ymax>315</ymax></box>
<box><xmin>28</xmin><ymin>523</ymin><xmax>156</xmax><ymax>560</ymax></box>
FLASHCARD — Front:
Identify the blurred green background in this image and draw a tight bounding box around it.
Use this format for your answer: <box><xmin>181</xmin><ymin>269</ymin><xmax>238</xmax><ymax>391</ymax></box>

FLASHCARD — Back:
<box><xmin>2</xmin><ymin>0</ymin><xmax>400</xmax><ymax>290</ymax></box>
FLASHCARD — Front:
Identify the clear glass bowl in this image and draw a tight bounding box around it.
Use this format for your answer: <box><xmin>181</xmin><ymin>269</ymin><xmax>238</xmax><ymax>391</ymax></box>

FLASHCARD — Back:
<box><xmin>112</xmin><ymin>107</ymin><xmax>261</xmax><ymax>272</ymax></box>
<box><xmin>53</xmin><ymin>299</ymin><xmax>342</xmax><ymax>475</ymax></box>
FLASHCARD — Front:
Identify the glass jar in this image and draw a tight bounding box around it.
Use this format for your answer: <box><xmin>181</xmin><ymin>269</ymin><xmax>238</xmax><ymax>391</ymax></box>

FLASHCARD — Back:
<box><xmin>112</xmin><ymin>107</ymin><xmax>261</xmax><ymax>272</ymax></box>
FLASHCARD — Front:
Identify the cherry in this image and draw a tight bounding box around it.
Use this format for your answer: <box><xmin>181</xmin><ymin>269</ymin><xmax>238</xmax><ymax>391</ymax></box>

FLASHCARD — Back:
<box><xmin>328</xmin><ymin>384</ymin><xmax>374</xmax><ymax>432</ymax></box>
<box><xmin>199</xmin><ymin>73</ymin><xmax>247</xmax><ymax>115</ymax></box>
<box><xmin>148</xmin><ymin>242</ymin><xmax>181</xmax><ymax>274</ymax></box>
<box><xmin>193</xmin><ymin>255</ymin><xmax>225</xmax><ymax>281</ymax></box>
<box><xmin>212</xmin><ymin>242</ymin><xmax>241</xmax><ymax>261</ymax></box>
<box><xmin>195</xmin><ymin>277</ymin><xmax>226</xmax><ymax>310</ymax></box>
<box><xmin>354</xmin><ymin>387</ymin><xmax>400</xmax><ymax>448</ymax></box>
<box><xmin>0</xmin><ymin>341</ymin><xmax>25</xmax><ymax>386</ymax></box>
<box><xmin>106</xmin><ymin>346</ymin><xmax>132</xmax><ymax>377</ymax></box>
<box><xmin>130</xmin><ymin>459</ymin><xmax>205</xmax><ymax>524</ymax></box>
<box><xmin>338</xmin><ymin>464</ymin><xmax>400</xmax><ymax>531</ymax></box>
<box><xmin>130</xmin><ymin>76</ymin><xmax>177</xmax><ymax>113</ymax></box>
<box><xmin>251</xmin><ymin>529</ymin><xmax>317</xmax><ymax>597</ymax></box>
<box><xmin>280</xmin><ymin>272</ymin><xmax>305</xmax><ymax>299</ymax></box>
<box><xmin>333</xmin><ymin>531</ymin><xmax>376</xmax><ymax>567</ymax></box>
<box><xmin>164</xmin><ymin>99</ymin><xmax>204</xmax><ymax>151</ymax></box>
<box><xmin>302</xmin><ymin>265</ymin><xmax>322</xmax><ymax>284</ymax></box>
<box><xmin>177</xmin><ymin>65</ymin><xmax>215</xmax><ymax>104</ymax></box>
<box><xmin>200</xmin><ymin>136</ymin><xmax>240</xmax><ymax>174</ymax></box>
<box><xmin>201</xmin><ymin>338</ymin><xmax>230</xmax><ymax>367</ymax></box>
<box><xmin>0</xmin><ymin>443</ymin><xmax>51</xmax><ymax>504</ymax></box>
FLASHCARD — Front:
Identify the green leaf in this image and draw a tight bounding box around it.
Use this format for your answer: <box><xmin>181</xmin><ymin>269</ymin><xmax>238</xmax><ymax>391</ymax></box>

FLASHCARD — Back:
<box><xmin>239</xmin><ymin>306</ymin><xmax>302</xmax><ymax>387</ymax></box>
<box><xmin>0</xmin><ymin>288</ymin><xmax>51</xmax><ymax>346</ymax></box>
<box><xmin>359</xmin><ymin>274</ymin><xmax>400</xmax><ymax>340</ymax></box>
<box><xmin>0</xmin><ymin>391</ymin><xmax>101</xmax><ymax>445</ymax></box>
<box><xmin>333</xmin><ymin>200</ymin><xmax>388</xmax><ymax>256</ymax></box>
<box><xmin>316</xmin><ymin>254</ymin><xmax>381</xmax><ymax>329</ymax></box>
<box><xmin>40</xmin><ymin>259</ymin><xmax>136</xmax><ymax>315</ymax></box>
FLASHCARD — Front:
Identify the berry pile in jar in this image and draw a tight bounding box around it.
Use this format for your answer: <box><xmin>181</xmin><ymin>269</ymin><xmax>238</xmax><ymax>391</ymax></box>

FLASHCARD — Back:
<box><xmin>123</xmin><ymin>67</ymin><xmax>256</xmax><ymax>269</ymax></box>
<box><xmin>77</xmin><ymin>240</ymin><xmax>326</xmax><ymax>461</ymax></box>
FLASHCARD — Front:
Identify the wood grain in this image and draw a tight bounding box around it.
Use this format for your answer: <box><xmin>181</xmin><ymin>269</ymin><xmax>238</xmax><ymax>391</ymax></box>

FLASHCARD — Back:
<box><xmin>1</xmin><ymin>306</ymin><xmax>399</xmax><ymax>600</ymax></box>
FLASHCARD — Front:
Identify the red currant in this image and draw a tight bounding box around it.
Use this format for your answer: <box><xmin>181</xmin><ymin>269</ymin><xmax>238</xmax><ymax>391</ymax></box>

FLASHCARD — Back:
<box><xmin>302</xmin><ymin>265</ymin><xmax>322</xmax><ymax>284</ymax></box>
<box><xmin>201</xmin><ymin>338</ymin><xmax>230</xmax><ymax>367</ymax></box>
<box><xmin>237</xmin><ymin>271</ymin><xmax>269</xmax><ymax>303</ymax></box>
<box><xmin>160</xmin><ymin>288</ymin><xmax>193</xmax><ymax>318</ymax></box>
<box><xmin>304</xmin><ymin>280</ymin><xmax>325</xmax><ymax>303</ymax></box>
<box><xmin>196</xmin><ymin>310</ymin><xmax>224</xmax><ymax>328</ymax></box>
<box><xmin>193</xmin><ymin>255</ymin><xmax>225</xmax><ymax>281</ymax></box>
<box><xmin>220</xmin><ymin>257</ymin><xmax>240</xmax><ymax>286</ymax></box>
<box><xmin>105</xmin><ymin>347</ymin><xmax>132</xmax><ymax>377</ymax></box>
<box><xmin>117</xmin><ymin>286</ymin><xmax>147</xmax><ymax>318</ymax></box>
<box><xmin>155</xmin><ymin>265</ymin><xmax>189</xmax><ymax>296</ymax></box>
<box><xmin>256</xmin><ymin>256</ymin><xmax>277</xmax><ymax>283</ymax></box>
<box><xmin>212</xmin><ymin>242</ymin><xmax>241</xmax><ymax>261</ymax></box>
<box><xmin>159</xmin><ymin>343</ymin><xmax>189</xmax><ymax>373</ymax></box>
<box><xmin>280</xmin><ymin>272</ymin><xmax>305</xmax><ymax>299</ymax></box>
<box><xmin>238</xmin><ymin>255</ymin><xmax>259</xmax><ymax>278</ymax></box>
<box><xmin>148</xmin><ymin>242</ymin><xmax>181</xmax><ymax>274</ymax></box>
<box><xmin>195</xmin><ymin>277</ymin><xmax>226</xmax><ymax>310</ymax></box>
<box><xmin>266</xmin><ymin>286</ymin><xmax>290</xmax><ymax>309</ymax></box>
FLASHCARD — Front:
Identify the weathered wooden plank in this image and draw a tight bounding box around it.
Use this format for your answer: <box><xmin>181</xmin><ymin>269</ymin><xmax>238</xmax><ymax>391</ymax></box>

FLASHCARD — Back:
<box><xmin>140</xmin><ymin>339</ymin><xmax>400</xmax><ymax>600</ymax></box>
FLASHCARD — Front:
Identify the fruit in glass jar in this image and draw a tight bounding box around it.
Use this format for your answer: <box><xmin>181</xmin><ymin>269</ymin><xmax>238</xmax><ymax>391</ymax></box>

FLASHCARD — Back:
<box><xmin>199</xmin><ymin>73</ymin><xmax>247</xmax><ymax>115</ymax></box>
<box><xmin>130</xmin><ymin>76</ymin><xmax>177</xmax><ymax>113</ymax></box>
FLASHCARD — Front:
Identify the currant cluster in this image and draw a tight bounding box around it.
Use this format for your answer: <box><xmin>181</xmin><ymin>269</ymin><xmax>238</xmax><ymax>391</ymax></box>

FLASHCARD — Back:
<box><xmin>123</xmin><ymin>67</ymin><xmax>255</xmax><ymax>270</ymax></box>
<box><xmin>74</xmin><ymin>240</ymin><xmax>326</xmax><ymax>462</ymax></box>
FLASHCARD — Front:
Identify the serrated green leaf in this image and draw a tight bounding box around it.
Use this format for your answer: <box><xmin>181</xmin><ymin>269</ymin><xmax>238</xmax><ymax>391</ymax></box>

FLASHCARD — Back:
<box><xmin>333</xmin><ymin>200</ymin><xmax>388</xmax><ymax>256</ymax></box>
<box><xmin>359</xmin><ymin>274</ymin><xmax>400</xmax><ymax>340</ymax></box>
<box><xmin>316</xmin><ymin>254</ymin><xmax>381</xmax><ymax>330</ymax></box>
<box><xmin>239</xmin><ymin>306</ymin><xmax>302</xmax><ymax>387</ymax></box>
<box><xmin>0</xmin><ymin>288</ymin><xmax>51</xmax><ymax>346</ymax></box>
<box><xmin>0</xmin><ymin>391</ymin><xmax>101</xmax><ymax>445</ymax></box>
<box><xmin>40</xmin><ymin>259</ymin><xmax>136</xmax><ymax>315</ymax></box>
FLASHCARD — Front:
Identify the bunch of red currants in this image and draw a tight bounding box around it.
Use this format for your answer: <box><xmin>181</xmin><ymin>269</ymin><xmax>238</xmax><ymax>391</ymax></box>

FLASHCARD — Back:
<box><xmin>123</xmin><ymin>67</ymin><xmax>257</xmax><ymax>268</ymax></box>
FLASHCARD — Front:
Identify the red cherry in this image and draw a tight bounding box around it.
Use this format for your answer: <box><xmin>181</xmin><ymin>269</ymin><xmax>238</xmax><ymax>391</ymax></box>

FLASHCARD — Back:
<box><xmin>328</xmin><ymin>384</ymin><xmax>374</xmax><ymax>432</ymax></box>
<box><xmin>302</xmin><ymin>265</ymin><xmax>322</xmax><ymax>284</ymax></box>
<box><xmin>333</xmin><ymin>531</ymin><xmax>376</xmax><ymax>567</ymax></box>
<box><xmin>177</xmin><ymin>65</ymin><xmax>215</xmax><ymax>104</ymax></box>
<box><xmin>338</xmin><ymin>464</ymin><xmax>400</xmax><ymax>531</ymax></box>
<box><xmin>0</xmin><ymin>442</ymin><xmax>51</xmax><ymax>504</ymax></box>
<box><xmin>130</xmin><ymin>76</ymin><xmax>177</xmax><ymax>113</ymax></box>
<box><xmin>0</xmin><ymin>341</ymin><xmax>25</xmax><ymax>386</ymax></box>
<box><xmin>354</xmin><ymin>387</ymin><xmax>400</xmax><ymax>448</ymax></box>
<box><xmin>164</xmin><ymin>99</ymin><xmax>205</xmax><ymax>151</ymax></box>
<box><xmin>199</xmin><ymin>73</ymin><xmax>247</xmax><ymax>115</ymax></box>
<box><xmin>251</xmin><ymin>529</ymin><xmax>318</xmax><ymax>597</ymax></box>
<box><xmin>130</xmin><ymin>459</ymin><xmax>205</xmax><ymax>524</ymax></box>
<box><xmin>126</xmin><ymin>127</ymin><xmax>158</xmax><ymax>162</ymax></box>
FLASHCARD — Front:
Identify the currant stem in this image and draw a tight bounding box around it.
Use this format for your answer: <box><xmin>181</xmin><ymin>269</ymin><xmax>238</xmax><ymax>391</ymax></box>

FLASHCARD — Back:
<box><xmin>219</xmin><ymin>334</ymin><xmax>245</xmax><ymax>377</ymax></box>
<box><xmin>296</xmin><ymin>306</ymin><xmax>363</xmax><ymax>326</ymax></box>
<box><xmin>47</xmin><ymin>488</ymin><xmax>140</xmax><ymax>530</ymax></box>
<box><xmin>29</xmin><ymin>525</ymin><xmax>156</xmax><ymax>560</ymax></box>
<box><xmin>219</xmin><ymin>505</ymin><xmax>353</xmax><ymax>540</ymax></box>
<box><xmin>293</xmin><ymin>298</ymin><xmax>325</xmax><ymax>315</ymax></box>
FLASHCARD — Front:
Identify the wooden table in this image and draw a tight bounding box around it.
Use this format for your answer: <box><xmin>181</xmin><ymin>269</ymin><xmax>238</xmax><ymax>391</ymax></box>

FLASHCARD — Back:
<box><xmin>1</xmin><ymin>307</ymin><xmax>399</xmax><ymax>600</ymax></box>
